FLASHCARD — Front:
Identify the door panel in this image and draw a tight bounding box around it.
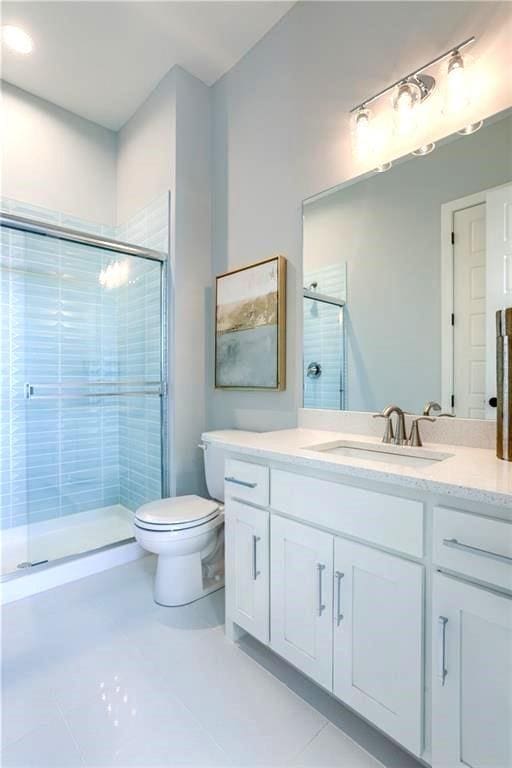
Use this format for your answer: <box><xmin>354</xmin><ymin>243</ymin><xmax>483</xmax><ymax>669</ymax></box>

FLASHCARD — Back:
<box><xmin>453</xmin><ymin>203</ymin><xmax>487</xmax><ymax>419</ymax></box>
<box><xmin>432</xmin><ymin>573</ymin><xmax>512</xmax><ymax>768</ymax></box>
<box><xmin>333</xmin><ymin>537</ymin><xmax>424</xmax><ymax>756</ymax></box>
<box><xmin>486</xmin><ymin>183</ymin><xmax>512</xmax><ymax>418</ymax></box>
<box><xmin>225</xmin><ymin>499</ymin><xmax>269</xmax><ymax>643</ymax></box>
<box><xmin>270</xmin><ymin>515</ymin><xmax>333</xmax><ymax>689</ymax></box>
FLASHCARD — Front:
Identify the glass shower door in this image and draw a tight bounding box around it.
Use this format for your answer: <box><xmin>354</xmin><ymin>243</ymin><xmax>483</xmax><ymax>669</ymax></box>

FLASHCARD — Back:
<box><xmin>1</xmin><ymin>223</ymin><xmax>166</xmax><ymax>574</ymax></box>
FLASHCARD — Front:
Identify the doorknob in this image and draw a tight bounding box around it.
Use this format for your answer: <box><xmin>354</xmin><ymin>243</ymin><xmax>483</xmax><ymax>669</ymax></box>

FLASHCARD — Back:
<box><xmin>488</xmin><ymin>397</ymin><xmax>497</xmax><ymax>408</ymax></box>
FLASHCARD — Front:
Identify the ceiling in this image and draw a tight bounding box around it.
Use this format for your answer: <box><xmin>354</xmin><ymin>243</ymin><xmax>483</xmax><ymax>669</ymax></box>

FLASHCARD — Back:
<box><xmin>0</xmin><ymin>1</ymin><xmax>294</xmax><ymax>130</ymax></box>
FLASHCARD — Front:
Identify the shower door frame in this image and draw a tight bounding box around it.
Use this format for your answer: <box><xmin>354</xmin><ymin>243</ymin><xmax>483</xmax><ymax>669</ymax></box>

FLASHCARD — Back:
<box><xmin>0</xmin><ymin>211</ymin><xmax>169</xmax><ymax>579</ymax></box>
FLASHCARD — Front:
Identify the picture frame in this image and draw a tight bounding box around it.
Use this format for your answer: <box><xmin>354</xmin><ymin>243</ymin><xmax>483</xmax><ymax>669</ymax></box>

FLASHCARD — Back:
<box><xmin>215</xmin><ymin>255</ymin><xmax>286</xmax><ymax>391</ymax></box>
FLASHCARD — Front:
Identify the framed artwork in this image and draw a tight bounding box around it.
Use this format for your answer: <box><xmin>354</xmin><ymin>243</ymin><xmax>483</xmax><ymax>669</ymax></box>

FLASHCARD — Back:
<box><xmin>215</xmin><ymin>255</ymin><xmax>286</xmax><ymax>390</ymax></box>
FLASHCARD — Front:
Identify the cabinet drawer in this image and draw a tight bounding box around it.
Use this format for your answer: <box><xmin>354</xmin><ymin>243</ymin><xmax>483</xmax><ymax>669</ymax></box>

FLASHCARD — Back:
<box><xmin>433</xmin><ymin>506</ymin><xmax>512</xmax><ymax>591</ymax></box>
<box><xmin>271</xmin><ymin>470</ymin><xmax>423</xmax><ymax>557</ymax></box>
<box><xmin>224</xmin><ymin>459</ymin><xmax>269</xmax><ymax>507</ymax></box>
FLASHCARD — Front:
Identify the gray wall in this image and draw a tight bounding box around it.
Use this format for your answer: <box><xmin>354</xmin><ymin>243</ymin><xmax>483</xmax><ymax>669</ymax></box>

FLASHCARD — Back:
<box><xmin>304</xmin><ymin>115</ymin><xmax>512</xmax><ymax>414</ymax></box>
<box><xmin>1</xmin><ymin>82</ymin><xmax>117</xmax><ymax>226</ymax></box>
<box><xmin>208</xmin><ymin>0</ymin><xmax>512</xmax><ymax>432</ymax></box>
<box><xmin>116</xmin><ymin>70</ymin><xmax>176</xmax><ymax>226</ymax></box>
<box><xmin>116</xmin><ymin>66</ymin><xmax>211</xmax><ymax>497</ymax></box>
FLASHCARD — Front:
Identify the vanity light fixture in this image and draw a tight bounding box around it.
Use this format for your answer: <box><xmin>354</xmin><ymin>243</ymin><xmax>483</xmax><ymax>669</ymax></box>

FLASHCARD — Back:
<box><xmin>412</xmin><ymin>143</ymin><xmax>436</xmax><ymax>156</ymax></box>
<box><xmin>393</xmin><ymin>76</ymin><xmax>435</xmax><ymax>136</ymax></box>
<box><xmin>350</xmin><ymin>36</ymin><xmax>476</xmax><ymax>160</ymax></box>
<box><xmin>1</xmin><ymin>25</ymin><xmax>33</xmax><ymax>54</ymax></box>
<box><xmin>457</xmin><ymin>120</ymin><xmax>483</xmax><ymax>135</ymax></box>
<box><xmin>353</xmin><ymin>107</ymin><xmax>373</xmax><ymax>159</ymax></box>
<box><xmin>446</xmin><ymin>49</ymin><xmax>471</xmax><ymax>114</ymax></box>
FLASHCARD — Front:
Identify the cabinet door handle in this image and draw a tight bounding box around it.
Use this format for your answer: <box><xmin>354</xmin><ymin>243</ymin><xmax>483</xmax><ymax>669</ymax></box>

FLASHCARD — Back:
<box><xmin>252</xmin><ymin>535</ymin><xmax>261</xmax><ymax>580</ymax></box>
<box><xmin>335</xmin><ymin>571</ymin><xmax>344</xmax><ymax>625</ymax></box>
<box><xmin>317</xmin><ymin>563</ymin><xmax>326</xmax><ymax>616</ymax></box>
<box><xmin>225</xmin><ymin>476</ymin><xmax>257</xmax><ymax>489</ymax></box>
<box><xmin>442</xmin><ymin>537</ymin><xmax>512</xmax><ymax>565</ymax></box>
<box><xmin>438</xmin><ymin>616</ymin><xmax>448</xmax><ymax>686</ymax></box>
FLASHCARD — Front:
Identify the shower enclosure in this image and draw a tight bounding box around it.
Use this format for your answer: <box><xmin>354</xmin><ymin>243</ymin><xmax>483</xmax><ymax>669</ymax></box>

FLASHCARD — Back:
<box><xmin>303</xmin><ymin>289</ymin><xmax>346</xmax><ymax>410</ymax></box>
<box><xmin>0</xmin><ymin>212</ymin><xmax>168</xmax><ymax>578</ymax></box>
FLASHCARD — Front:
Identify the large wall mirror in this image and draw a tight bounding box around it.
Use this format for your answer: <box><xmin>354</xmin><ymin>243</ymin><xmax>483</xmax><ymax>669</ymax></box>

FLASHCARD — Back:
<box><xmin>302</xmin><ymin>109</ymin><xmax>512</xmax><ymax>419</ymax></box>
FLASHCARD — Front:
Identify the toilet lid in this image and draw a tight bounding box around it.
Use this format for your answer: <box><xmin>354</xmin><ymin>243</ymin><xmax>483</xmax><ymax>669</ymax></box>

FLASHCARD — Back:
<box><xmin>135</xmin><ymin>495</ymin><xmax>220</xmax><ymax>526</ymax></box>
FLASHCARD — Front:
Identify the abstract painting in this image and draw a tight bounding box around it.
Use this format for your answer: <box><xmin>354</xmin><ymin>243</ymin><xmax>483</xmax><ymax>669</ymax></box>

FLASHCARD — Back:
<box><xmin>215</xmin><ymin>256</ymin><xmax>286</xmax><ymax>390</ymax></box>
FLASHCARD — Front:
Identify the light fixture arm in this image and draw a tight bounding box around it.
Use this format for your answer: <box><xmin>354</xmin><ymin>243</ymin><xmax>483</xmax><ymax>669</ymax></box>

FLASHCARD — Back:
<box><xmin>350</xmin><ymin>36</ymin><xmax>475</xmax><ymax>113</ymax></box>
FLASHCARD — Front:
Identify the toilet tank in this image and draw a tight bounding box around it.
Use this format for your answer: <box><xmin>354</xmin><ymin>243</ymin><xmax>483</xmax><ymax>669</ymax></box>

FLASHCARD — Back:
<box><xmin>201</xmin><ymin>431</ymin><xmax>255</xmax><ymax>503</ymax></box>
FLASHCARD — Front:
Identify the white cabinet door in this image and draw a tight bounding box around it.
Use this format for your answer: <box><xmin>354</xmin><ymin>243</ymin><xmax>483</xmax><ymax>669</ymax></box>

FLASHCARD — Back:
<box><xmin>432</xmin><ymin>573</ymin><xmax>512</xmax><ymax>768</ymax></box>
<box><xmin>333</xmin><ymin>537</ymin><xmax>424</xmax><ymax>756</ymax></box>
<box><xmin>225</xmin><ymin>499</ymin><xmax>269</xmax><ymax>643</ymax></box>
<box><xmin>270</xmin><ymin>515</ymin><xmax>333</xmax><ymax>689</ymax></box>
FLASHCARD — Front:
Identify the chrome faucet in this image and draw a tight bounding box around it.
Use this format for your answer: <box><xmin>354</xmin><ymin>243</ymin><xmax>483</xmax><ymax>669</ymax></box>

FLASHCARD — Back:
<box><xmin>408</xmin><ymin>416</ymin><xmax>435</xmax><ymax>447</ymax></box>
<box><xmin>423</xmin><ymin>400</ymin><xmax>455</xmax><ymax>417</ymax></box>
<box><xmin>374</xmin><ymin>404</ymin><xmax>407</xmax><ymax>445</ymax></box>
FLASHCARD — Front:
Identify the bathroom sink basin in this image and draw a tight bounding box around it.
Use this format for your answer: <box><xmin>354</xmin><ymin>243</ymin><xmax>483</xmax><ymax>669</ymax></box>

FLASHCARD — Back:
<box><xmin>303</xmin><ymin>439</ymin><xmax>453</xmax><ymax>468</ymax></box>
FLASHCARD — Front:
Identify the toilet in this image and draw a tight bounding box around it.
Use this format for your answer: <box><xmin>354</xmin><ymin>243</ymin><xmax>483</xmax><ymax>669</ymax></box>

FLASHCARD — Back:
<box><xmin>134</xmin><ymin>432</ymin><xmax>247</xmax><ymax>607</ymax></box>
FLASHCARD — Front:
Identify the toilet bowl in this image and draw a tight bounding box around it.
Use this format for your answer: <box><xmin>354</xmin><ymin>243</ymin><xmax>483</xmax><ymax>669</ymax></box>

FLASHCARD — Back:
<box><xmin>134</xmin><ymin>431</ymin><xmax>252</xmax><ymax>606</ymax></box>
<box><xmin>135</xmin><ymin>496</ymin><xmax>224</xmax><ymax>606</ymax></box>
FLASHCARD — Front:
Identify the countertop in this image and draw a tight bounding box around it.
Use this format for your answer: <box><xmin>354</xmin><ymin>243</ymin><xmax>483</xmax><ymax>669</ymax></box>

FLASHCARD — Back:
<box><xmin>203</xmin><ymin>428</ymin><xmax>512</xmax><ymax>508</ymax></box>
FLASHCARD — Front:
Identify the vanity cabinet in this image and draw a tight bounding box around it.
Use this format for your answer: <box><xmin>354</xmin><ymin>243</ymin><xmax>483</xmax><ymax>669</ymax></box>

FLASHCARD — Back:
<box><xmin>432</xmin><ymin>572</ymin><xmax>512</xmax><ymax>768</ymax></box>
<box><xmin>269</xmin><ymin>515</ymin><xmax>424</xmax><ymax>755</ymax></box>
<box><xmin>223</xmin><ymin>453</ymin><xmax>512</xmax><ymax>767</ymax></box>
<box><xmin>270</xmin><ymin>515</ymin><xmax>333</xmax><ymax>689</ymax></box>
<box><xmin>333</xmin><ymin>537</ymin><xmax>424</xmax><ymax>756</ymax></box>
<box><xmin>224</xmin><ymin>499</ymin><xmax>269</xmax><ymax>643</ymax></box>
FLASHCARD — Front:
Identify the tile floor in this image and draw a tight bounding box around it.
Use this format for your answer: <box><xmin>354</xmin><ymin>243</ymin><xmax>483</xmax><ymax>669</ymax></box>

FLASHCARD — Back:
<box><xmin>1</xmin><ymin>557</ymin><xmax>421</xmax><ymax>767</ymax></box>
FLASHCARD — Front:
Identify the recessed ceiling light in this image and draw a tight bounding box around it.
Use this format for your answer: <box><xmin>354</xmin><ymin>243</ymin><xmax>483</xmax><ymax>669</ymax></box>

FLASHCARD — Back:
<box><xmin>412</xmin><ymin>143</ymin><xmax>436</xmax><ymax>157</ymax></box>
<box><xmin>1</xmin><ymin>25</ymin><xmax>33</xmax><ymax>55</ymax></box>
<box><xmin>375</xmin><ymin>162</ymin><xmax>392</xmax><ymax>173</ymax></box>
<box><xmin>457</xmin><ymin>120</ymin><xmax>483</xmax><ymax>136</ymax></box>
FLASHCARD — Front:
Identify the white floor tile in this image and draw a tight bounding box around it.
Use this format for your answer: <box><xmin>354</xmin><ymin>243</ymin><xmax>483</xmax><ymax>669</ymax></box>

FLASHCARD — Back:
<box><xmin>1</xmin><ymin>558</ymin><xmax>420</xmax><ymax>768</ymax></box>
<box><xmin>111</xmin><ymin>727</ymin><xmax>231</xmax><ymax>768</ymax></box>
<box><xmin>128</xmin><ymin>623</ymin><xmax>327</xmax><ymax>765</ymax></box>
<box><xmin>0</xmin><ymin>716</ymin><xmax>84</xmax><ymax>768</ymax></box>
<box><xmin>62</xmin><ymin>681</ymin><xmax>201</xmax><ymax>767</ymax></box>
<box><xmin>1</xmin><ymin>671</ymin><xmax>62</xmax><ymax>748</ymax></box>
<box><xmin>291</xmin><ymin>724</ymin><xmax>384</xmax><ymax>768</ymax></box>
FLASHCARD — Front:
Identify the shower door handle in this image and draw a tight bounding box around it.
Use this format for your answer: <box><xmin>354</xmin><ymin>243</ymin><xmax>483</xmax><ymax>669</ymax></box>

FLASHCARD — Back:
<box><xmin>24</xmin><ymin>382</ymin><xmax>163</xmax><ymax>399</ymax></box>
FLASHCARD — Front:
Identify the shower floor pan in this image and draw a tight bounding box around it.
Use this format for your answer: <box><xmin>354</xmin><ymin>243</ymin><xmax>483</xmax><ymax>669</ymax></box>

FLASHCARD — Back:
<box><xmin>1</xmin><ymin>505</ymin><xmax>134</xmax><ymax>577</ymax></box>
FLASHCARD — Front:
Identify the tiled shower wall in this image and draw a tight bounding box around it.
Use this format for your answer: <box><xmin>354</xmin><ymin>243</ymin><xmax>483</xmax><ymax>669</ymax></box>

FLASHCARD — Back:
<box><xmin>303</xmin><ymin>264</ymin><xmax>347</xmax><ymax>410</ymax></box>
<box><xmin>0</xmin><ymin>194</ymin><xmax>168</xmax><ymax>529</ymax></box>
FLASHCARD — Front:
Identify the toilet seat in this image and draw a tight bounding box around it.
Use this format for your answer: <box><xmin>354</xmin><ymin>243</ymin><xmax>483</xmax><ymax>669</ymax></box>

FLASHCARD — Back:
<box><xmin>134</xmin><ymin>495</ymin><xmax>221</xmax><ymax>533</ymax></box>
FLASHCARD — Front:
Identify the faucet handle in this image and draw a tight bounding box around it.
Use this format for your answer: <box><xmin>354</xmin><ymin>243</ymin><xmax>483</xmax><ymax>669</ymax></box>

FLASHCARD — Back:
<box><xmin>408</xmin><ymin>416</ymin><xmax>435</xmax><ymax>447</ymax></box>
<box><xmin>373</xmin><ymin>413</ymin><xmax>394</xmax><ymax>444</ymax></box>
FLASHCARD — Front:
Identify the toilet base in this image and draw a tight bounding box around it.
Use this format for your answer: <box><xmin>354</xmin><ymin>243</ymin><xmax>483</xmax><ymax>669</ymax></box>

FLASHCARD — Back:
<box><xmin>154</xmin><ymin>580</ymin><xmax>224</xmax><ymax>607</ymax></box>
<box><xmin>154</xmin><ymin>551</ymin><xmax>224</xmax><ymax>607</ymax></box>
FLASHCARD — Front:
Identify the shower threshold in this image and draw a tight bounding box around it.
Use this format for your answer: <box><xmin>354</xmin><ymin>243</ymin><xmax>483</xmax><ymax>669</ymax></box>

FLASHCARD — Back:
<box><xmin>1</xmin><ymin>504</ymin><xmax>135</xmax><ymax>578</ymax></box>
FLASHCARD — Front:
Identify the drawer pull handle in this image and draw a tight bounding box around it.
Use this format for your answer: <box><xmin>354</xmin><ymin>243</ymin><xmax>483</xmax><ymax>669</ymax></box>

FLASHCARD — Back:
<box><xmin>442</xmin><ymin>538</ymin><xmax>512</xmax><ymax>565</ymax></box>
<box><xmin>335</xmin><ymin>571</ymin><xmax>344</xmax><ymax>625</ymax></box>
<box><xmin>225</xmin><ymin>476</ymin><xmax>257</xmax><ymax>489</ymax></box>
<box><xmin>317</xmin><ymin>563</ymin><xmax>326</xmax><ymax>617</ymax></box>
<box><xmin>438</xmin><ymin>616</ymin><xmax>448</xmax><ymax>686</ymax></box>
<box><xmin>252</xmin><ymin>535</ymin><xmax>261</xmax><ymax>580</ymax></box>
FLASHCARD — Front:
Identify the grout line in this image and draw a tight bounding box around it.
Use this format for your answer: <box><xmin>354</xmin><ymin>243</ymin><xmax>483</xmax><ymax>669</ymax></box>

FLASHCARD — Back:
<box><xmin>56</xmin><ymin>702</ymin><xmax>87</xmax><ymax>767</ymax></box>
<box><xmin>284</xmin><ymin>721</ymin><xmax>329</xmax><ymax>766</ymax></box>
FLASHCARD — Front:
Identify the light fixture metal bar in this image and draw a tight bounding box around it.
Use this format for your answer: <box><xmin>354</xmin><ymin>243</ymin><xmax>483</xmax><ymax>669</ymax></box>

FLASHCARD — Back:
<box><xmin>350</xmin><ymin>36</ymin><xmax>476</xmax><ymax>113</ymax></box>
